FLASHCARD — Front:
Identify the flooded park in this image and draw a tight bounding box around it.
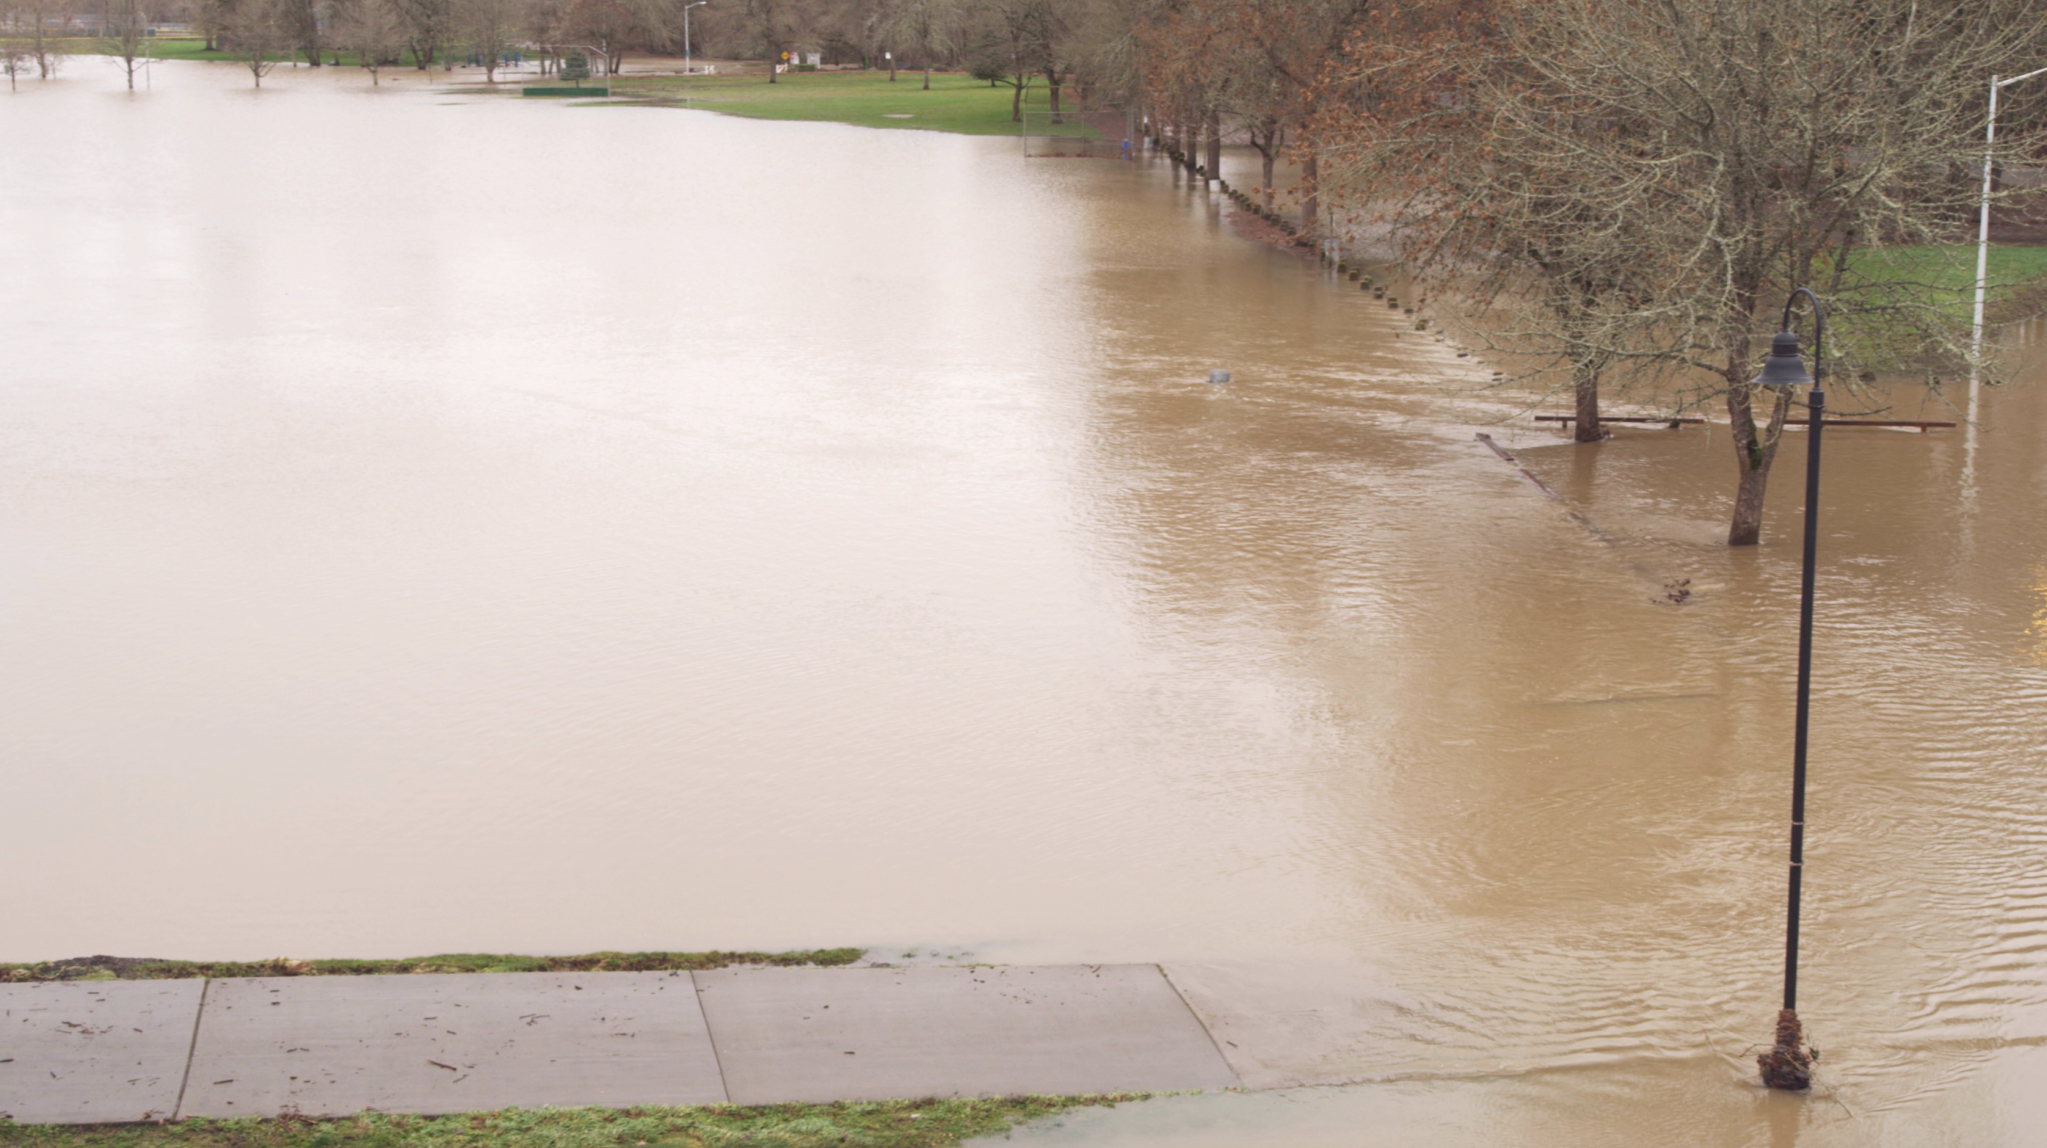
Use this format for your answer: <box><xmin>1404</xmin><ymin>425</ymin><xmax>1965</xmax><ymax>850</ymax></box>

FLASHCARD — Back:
<box><xmin>3</xmin><ymin>59</ymin><xmax>2046</xmax><ymax>1147</ymax></box>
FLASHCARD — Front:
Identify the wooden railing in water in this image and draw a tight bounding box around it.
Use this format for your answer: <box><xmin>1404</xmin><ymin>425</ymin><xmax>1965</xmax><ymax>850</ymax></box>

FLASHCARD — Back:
<box><xmin>1535</xmin><ymin>415</ymin><xmax>1955</xmax><ymax>432</ymax></box>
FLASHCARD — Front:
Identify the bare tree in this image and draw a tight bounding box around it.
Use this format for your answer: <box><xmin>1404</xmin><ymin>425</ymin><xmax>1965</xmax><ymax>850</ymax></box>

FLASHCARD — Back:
<box><xmin>17</xmin><ymin>0</ymin><xmax>72</xmax><ymax>78</ymax></box>
<box><xmin>523</xmin><ymin>0</ymin><xmax>570</xmax><ymax>74</ymax></box>
<box><xmin>862</xmin><ymin>0</ymin><xmax>897</xmax><ymax>78</ymax></box>
<box><xmin>1019</xmin><ymin>0</ymin><xmax>1078</xmax><ymax>123</ymax></box>
<box><xmin>563</xmin><ymin>0</ymin><xmax>674</xmax><ymax>74</ymax></box>
<box><xmin>334</xmin><ymin>0</ymin><xmax>405</xmax><ymax>80</ymax></box>
<box><xmin>739</xmin><ymin>0</ymin><xmax>793</xmax><ymax>82</ymax></box>
<box><xmin>98</xmin><ymin>0</ymin><xmax>150</xmax><ymax>88</ymax></box>
<box><xmin>222</xmin><ymin>0</ymin><xmax>287</xmax><ymax>84</ymax></box>
<box><xmin>394</xmin><ymin>0</ymin><xmax>450</xmax><ymax>66</ymax></box>
<box><xmin>1322</xmin><ymin>0</ymin><xmax>2047</xmax><ymax>543</ymax></box>
<box><xmin>885</xmin><ymin>0</ymin><xmax>955</xmax><ymax>90</ymax></box>
<box><xmin>195</xmin><ymin>0</ymin><xmax>231</xmax><ymax>48</ymax></box>
<box><xmin>279</xmin><ymin>0</ymin><xmax>318</xmax><ymax>63</ymax></box>
<box><xmin>456</xmin><ymin>0</ymin><xmax>516</xmax><ymax>77</ymax></box>
<box><xmin>0</xmin><ymin>0</ymin><xmax>28</xmax><ymax>88</ymax></box>
<box><xmin>965</xmin><ymin>0</ymin><xmax>1038</xmax><ymax>118</ymax></box>
<box><xmin>1137</xmin><ymin>0</ymin><xmax>1370</xmax><ymax>227</ymax></box>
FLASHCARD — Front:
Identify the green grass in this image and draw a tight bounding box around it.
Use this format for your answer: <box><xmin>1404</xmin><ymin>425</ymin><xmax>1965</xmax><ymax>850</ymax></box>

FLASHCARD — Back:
<box><xmin>0</xmin><ymin>1097</ymin><xmax>1148</xmax><ymax>1148</ymax></box>
<box><xmin>1820</xmin><ymin>242</ymin><xmax>2047</xmax><ymax>368</ymax></box>
<box><xmin>614</xmin><ymin>71</ymin><xmax>1101</xmax><ymax>138</ymax></box>
<box><xmin>1852</xmin><ymin>243</ymin><xmax>2047</xmax><ymax>314</ymax></box>
<box><xmin>77</xmin><ymin>35</ymin><xmax>412</xmax><ymax>69</ymax></box>
<box><xmin>1</xmin><ymin>949</ymin><xmax>864</xmax><ymax>983</ymax></box>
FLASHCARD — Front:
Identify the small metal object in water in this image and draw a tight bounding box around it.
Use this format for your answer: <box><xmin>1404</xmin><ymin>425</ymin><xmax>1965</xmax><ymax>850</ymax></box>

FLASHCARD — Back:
<box><xmin>1208</xmin><ymin>369</ymin><xmax>1231</xmax><ymax>384</ymax></box>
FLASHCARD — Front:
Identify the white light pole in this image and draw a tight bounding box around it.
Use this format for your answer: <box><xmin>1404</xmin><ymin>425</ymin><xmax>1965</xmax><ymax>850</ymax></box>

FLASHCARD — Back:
<box><xmin>684</xmin><ymin>1</ymin><xmax>708</xmax><ymax>76</ymax></box>
<box><xmin>1972</xmin><ymin>66</ymin><xmax>2047</xmax><ymax>365</ymax></box>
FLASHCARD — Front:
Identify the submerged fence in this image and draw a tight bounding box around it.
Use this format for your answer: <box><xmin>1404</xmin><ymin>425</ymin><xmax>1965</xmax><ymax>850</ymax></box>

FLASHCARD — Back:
<box><xmin>1021</xmin><ymin>104</ymin><xmax>1133</xmax><ymax>159</ymax></box>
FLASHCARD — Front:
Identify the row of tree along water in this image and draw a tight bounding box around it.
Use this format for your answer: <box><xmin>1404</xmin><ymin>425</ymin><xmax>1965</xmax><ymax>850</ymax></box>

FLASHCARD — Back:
<box><xmin>1135</xmin><ymin>0</ymin><xmax>2047</xmax><ymax>546</ymax></box>
<box><xmin>20</xmin><ymin>0</ymin><xmax>2045</xmax><ymax>547</ymax></box>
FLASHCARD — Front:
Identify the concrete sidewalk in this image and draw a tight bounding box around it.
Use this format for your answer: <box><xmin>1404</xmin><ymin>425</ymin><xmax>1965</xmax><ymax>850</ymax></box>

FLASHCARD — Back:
<box><xmin>2</xmin><ymin>965</ymin><xmax>1240</xmax><ymax>1124</ymax></box>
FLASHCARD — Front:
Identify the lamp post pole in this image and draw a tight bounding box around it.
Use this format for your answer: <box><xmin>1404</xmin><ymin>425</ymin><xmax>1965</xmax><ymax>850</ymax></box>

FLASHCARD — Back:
<box><xmin>1971</xmin><ymin>66</ymin><xmax>2047</xmax><ymax>367</ymax></box>
<box><xmin>1754</xmin><ymin>287</ymin><xmax>1826</xmax><ymax>1092</ymax></box>
<box><xmin>684</xmin><ymin>1</ymin><xmax>708</xmax><ymax>76</ymax></box>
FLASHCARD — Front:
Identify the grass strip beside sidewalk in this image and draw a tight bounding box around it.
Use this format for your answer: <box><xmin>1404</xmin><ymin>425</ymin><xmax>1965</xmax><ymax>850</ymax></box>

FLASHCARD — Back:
<box><xmin>0</xmin><ymin>1097</ymin><xmax>1146</xmax><ymax>1148</ymax></box>
<box><xmin>2</xmin><ymin>950</ymin><xmax>863</xmax><ymax>983</ymax></box>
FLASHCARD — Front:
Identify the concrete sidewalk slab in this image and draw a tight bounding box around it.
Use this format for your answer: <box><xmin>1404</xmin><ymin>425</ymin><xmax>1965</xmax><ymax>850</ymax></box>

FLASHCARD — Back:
<box><xmin>0</xmin><ymin>979</ymin><xmax>204</xmax><ymax>1124</ymax></box>
<box><xmin>694</xmin><ymin>964</ymin><xmax>1238</xmax><ymax>1104</ymax></box>
<box><xmin>1160</xmin><ymin>962</ymin><xmax>1425</xmax><ymax>1089</ymax></box>
<box><xmin>179</xmin><ymin>971</ymin><xmax>725</xmax><ymax>1117</ymax></box>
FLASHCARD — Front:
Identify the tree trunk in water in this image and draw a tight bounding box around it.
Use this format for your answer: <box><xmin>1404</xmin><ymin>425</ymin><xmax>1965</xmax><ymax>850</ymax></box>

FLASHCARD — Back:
<box><xmin>1205</xmin><ymin>108</ymin><xmax>1221</xmax><ymax>182</ymax></box>
<box><xmin>1573</xmin><ymin>358</ymin><xmax>1604</xmax><ymax>442</ymax></box>
<box><xmin>1300</xmin><ymin>150</ymin><xmax>1319</xmax><ymax>236</ymax></box>
<box><xmin>1724</xmin><ymin>379</ymin><xmax>1792</xmax><ymax>546</ymax></box>
<box><xmin>1261</xmin><ymin>146</ymin><xmax>1275</xmax><ymax>208</ymax></box>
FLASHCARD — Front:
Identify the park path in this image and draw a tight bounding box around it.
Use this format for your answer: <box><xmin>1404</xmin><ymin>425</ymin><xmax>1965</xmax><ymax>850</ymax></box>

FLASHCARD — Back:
<box><xmin>2</xmin><ymin>965</ymin><xmax>1245</xmax><ymax>1124</ymax></box>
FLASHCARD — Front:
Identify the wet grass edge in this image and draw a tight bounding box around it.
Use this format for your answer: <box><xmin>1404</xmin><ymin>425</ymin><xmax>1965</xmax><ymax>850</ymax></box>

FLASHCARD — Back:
<box><xmin>1</xmin><ymin>950</ymin><xmax>865</xmax><ymax>983</ymax></box>
<box><xmin>0</xmin><ymin>1096</ymin><xmax>1151</xmax><ymax>1148</ymax></box>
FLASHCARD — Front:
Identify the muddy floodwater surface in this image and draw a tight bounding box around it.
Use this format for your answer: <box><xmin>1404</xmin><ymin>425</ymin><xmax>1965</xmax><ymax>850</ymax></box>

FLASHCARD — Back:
<box><xmin>5</xmin><ymin>61</ymin><xmax>2047</xmax><ymax>1148</ymax></box>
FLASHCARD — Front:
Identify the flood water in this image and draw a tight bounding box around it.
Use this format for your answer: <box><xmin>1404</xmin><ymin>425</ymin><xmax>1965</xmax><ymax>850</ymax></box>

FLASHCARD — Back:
<box><xmin>5</xmin><ymin>60</ymin><xmax>2047</xmax><ymax>1147</ymax></box>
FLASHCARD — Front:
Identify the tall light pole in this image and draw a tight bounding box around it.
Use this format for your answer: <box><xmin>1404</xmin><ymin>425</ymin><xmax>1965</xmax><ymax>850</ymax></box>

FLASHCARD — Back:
<box><xmin>684</xmin><ymin>1</ymin><xmax>708</xmax><ymax>76</ymax></box>
<box><xmin>1971</xmin><ymin>67</ymin><xmax>2047</xmax><ymax>366</ymax></box>
<box><xmin>1752</xmin><ymin>288</ymin><xmax>1826</xmax><ymax>1093</ymax></box>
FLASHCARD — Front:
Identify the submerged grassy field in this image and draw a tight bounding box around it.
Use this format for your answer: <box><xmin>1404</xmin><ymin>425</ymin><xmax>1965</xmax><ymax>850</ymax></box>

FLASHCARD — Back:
<box><xmin>614</xmin><ymin>71</ymin><xmax>1101</xmax><ymax>138</ymax></box>
<box><xmin>1</xmin><ymin>949</ymin><xmax>863</xmax><ymax>982</ymax></box>
<box><xmin>0</xmin><ymin>1097</ymin><xmax>1145</xmax><ymax>1148</ymax></box>
<box><xmin>69</xmin><ymin>35</ymin><xmax>384</xmax><ymax>68</ymax></box>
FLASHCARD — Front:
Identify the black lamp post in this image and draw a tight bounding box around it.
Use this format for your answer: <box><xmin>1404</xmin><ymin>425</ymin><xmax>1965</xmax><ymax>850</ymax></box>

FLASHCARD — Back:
<box><xmin>1755</xmin><ymin>287</ymin><xmax>1825</xmax><ymax>1092</ymax></box>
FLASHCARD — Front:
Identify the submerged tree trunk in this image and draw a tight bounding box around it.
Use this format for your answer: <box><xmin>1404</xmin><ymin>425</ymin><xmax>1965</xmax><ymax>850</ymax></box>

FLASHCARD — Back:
<box><xmin>1572</xmin><ymin>356</ymin><xmax>1604</xmax><ymax>442</ymax></box>
<box><xmin>1205</xmin><ymin>107</ymin><xmax>1221</xmax><ymax>182</ymax></box>
<box><xmin>1299</xmin><ymin>148</ymin><xmax>1318</xmax><ymax>235</ymax></box>
<box><xmin>1253</xmin><ymin>125</ymin><xmax>1277</xmax><ymax>208</ymax></box>
<box><xmin>1724</xmin><ymin>370</ymin><xmax>1792</xmax><ymax>546</ymax></box>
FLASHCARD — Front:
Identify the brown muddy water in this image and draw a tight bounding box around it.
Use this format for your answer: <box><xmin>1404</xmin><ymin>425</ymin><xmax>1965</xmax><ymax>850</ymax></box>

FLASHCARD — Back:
<box><xmin>4</xmin><ymin>61</ymin><xmax>2046</xmax><ymax>1147</ymax></box>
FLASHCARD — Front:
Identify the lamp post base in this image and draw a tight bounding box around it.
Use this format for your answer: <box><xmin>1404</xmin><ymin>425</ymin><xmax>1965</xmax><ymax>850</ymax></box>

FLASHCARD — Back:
<box><xmin>1758</xmin><ymin>1008</ymin><xmax>1814</xmax><ymax>1091</ymax></box>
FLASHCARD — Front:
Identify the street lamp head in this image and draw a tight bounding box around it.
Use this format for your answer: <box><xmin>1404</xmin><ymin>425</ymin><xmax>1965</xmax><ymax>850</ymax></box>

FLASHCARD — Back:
<box><xmin>1754</xmin><ymin>329</ymin><xmax>1812</xmax><ymax>389</ymax></box>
